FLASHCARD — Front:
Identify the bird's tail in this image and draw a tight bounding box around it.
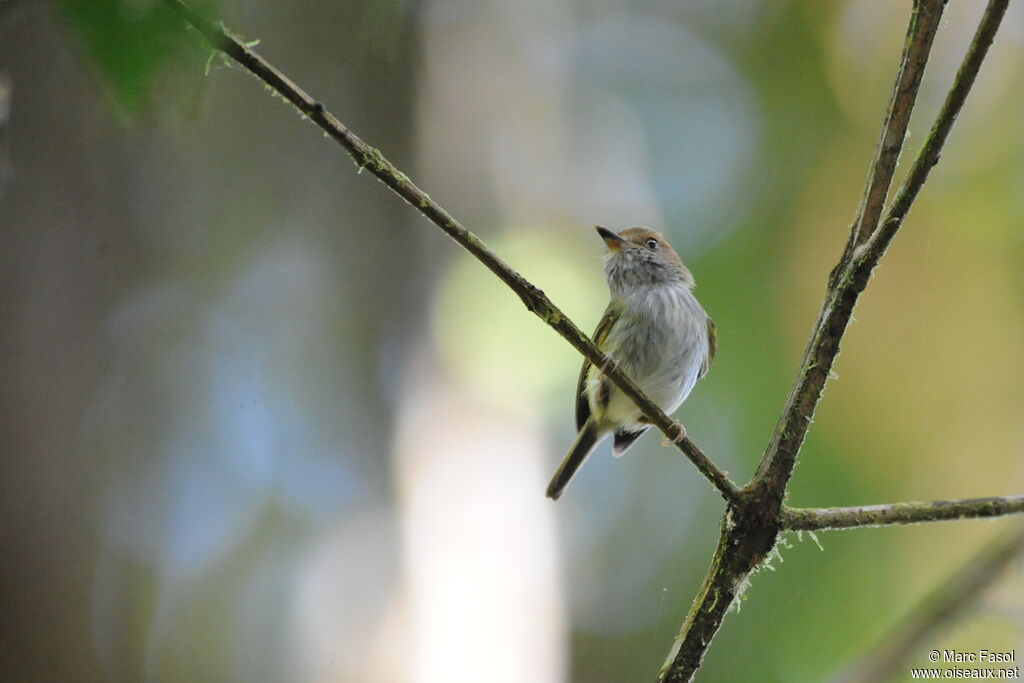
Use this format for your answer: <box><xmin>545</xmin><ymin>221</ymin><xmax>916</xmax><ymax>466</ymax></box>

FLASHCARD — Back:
<box><xmin>546</xmin><ymin>419</ymin><xmax>601</xmax><ymax>501</ymax></box>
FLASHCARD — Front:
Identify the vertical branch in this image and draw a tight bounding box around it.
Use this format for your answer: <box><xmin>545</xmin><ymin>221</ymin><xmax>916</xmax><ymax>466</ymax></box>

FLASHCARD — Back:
<box><xmin>659</xmin><ymin>0</ymin><xmax>1012</xmax><ymax>678</ymax></box>
<box><xmin>867</xmin><ymin>0</ymin><xmax>1011</xmax><ymax>260</ymax></box>
<box><xmin>750</xmin><ymin>0</ymin><xmax>946</xmax><ymax>506</ymax></box>
<box><xmin>838</xmin><ymin>0</ymin><xmax>944</xmax><ymax>266</ymax></box>
<box><xmin>657</xmin><ymin>508</ymin><xmax>777</xmax><ymax>682</ymax></box>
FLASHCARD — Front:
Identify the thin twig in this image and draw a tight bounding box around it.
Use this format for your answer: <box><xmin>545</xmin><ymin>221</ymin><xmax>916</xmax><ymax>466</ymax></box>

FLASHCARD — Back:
<box><xmin>866</xmin><ymin>0</ymin><xmax>1011</xmax><ymax>262</ymax></box>
<box><xmin>842</xmin><ymin>0</ymin><xmax>945</xmax><ymax>256</ymax></box>
<box><xmin>837</xmin><ymin>524</ymin><xmax>1024</xmax><ymax>683</ymax></box>
<box><xmin>782</xmin><ymin>494</ymin><xmax>1024</xmax><ymax>531</ymax></box>
<box><xmin>159</xmin><ymin>0</ymin><xmax>743</xmax><ymax>504</ymax></box>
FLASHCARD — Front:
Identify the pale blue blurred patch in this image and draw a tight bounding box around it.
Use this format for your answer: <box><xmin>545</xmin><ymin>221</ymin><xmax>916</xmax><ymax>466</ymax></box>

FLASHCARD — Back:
<box><xmin>569</xmin><ymin>15</ymin><xmax>759</xmax><ymax>252</ymax></box>
<box><xmin>561</xmin><ymin>435</ymin><xmax>704</xmax><ymax>634</ymax></box>
<box><xmin>89</xmin><ymin>237</ymin><xmax>377</xmax><ymax>675</ymax></box>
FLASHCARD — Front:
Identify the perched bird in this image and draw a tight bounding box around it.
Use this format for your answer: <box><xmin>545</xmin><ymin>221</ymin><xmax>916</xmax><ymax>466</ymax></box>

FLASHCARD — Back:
<box><xmin>546</xmin><ymin>226</ymin><xmax>716</xmax><ymax>500</ymax></box>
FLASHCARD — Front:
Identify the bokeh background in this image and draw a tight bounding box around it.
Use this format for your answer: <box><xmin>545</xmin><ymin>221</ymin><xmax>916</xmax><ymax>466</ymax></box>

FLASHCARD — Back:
<box><xmin>2</xmin><ymin>0</ymin><xmax>1023</xmax><ymax>681</ymax></box>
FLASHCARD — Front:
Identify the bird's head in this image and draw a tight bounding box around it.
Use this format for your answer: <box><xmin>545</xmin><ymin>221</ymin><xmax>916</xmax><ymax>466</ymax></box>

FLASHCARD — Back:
<box><xmin>596</xmin><ymin>226</ymin><xmax>694</xmax><ymax>293</ymax></box>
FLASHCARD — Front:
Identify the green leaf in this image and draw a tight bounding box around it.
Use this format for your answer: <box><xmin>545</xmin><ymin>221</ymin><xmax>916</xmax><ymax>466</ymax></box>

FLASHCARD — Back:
<box><xmin>54</xmin><ymin>0</ymin><xmax>214</xmax><ymax>115</ymax></box>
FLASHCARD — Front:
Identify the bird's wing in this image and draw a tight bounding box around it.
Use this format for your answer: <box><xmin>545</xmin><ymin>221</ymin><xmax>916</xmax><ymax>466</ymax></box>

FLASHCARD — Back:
<box><xmin>699</xmin><ymin>315</ymin><xmax>717</xmax><ymax>380</ymax></box>
<box><xmin>575</xmin><ymin>302</ymin><xmax>622</xmax><ymax>431</ymax></box>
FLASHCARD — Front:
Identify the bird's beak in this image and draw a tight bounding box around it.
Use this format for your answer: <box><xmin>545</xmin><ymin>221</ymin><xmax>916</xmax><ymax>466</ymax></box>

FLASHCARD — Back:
<box><xmin>596</xmin><ymin>226</ymin><xmax>625</xmax><ymax>252</ymax></box>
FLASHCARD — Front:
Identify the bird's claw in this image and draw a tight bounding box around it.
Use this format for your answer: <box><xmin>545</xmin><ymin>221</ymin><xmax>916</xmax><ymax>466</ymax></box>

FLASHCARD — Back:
<box><xmin>661</xmin><ymin>421</ymin><xmax>687</xmax><ymax>446</ymax></box>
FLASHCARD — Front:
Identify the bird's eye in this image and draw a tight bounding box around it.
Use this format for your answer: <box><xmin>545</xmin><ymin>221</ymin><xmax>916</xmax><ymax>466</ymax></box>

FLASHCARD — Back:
<box><xmin>645</xmin><ymin>238</ymin><xmax>659</xmax><ymax>250</ymax></box>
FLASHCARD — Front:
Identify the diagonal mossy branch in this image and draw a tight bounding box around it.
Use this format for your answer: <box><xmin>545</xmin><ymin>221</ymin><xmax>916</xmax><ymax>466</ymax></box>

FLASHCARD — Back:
<box><xmin>782</xmin><ymin>494</ymin><xmax>1024</xmax><ymax>531</ymax></box>
<box><xmin>158</xmin><ymin>0</ymin><xmax>742</xmax><ymax>504</ymax></box>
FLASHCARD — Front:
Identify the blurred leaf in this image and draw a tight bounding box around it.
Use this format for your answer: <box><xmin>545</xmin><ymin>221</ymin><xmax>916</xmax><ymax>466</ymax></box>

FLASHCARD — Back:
<box><xmin>432</xmin><ymin>227</ymin><xmax>605</xmax><ymax>414</ymax></box>
<box><xmin>54</xmin><ymin>0</ymin><xmax>215</xmax><ymax>114</ymax></box>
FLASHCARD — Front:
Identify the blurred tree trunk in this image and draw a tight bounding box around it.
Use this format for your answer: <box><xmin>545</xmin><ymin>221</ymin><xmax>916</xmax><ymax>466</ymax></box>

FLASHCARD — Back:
<box><xmin>0</xmin><ymin>1</ymin><xmax>422</xmax><ymax>678</ymax></box>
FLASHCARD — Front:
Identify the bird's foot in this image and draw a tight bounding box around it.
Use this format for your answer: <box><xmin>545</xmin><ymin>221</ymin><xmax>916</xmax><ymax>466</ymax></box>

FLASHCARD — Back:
<box><xmin>661</xmin><ymin>421</ymin><xmax>687</xmax><ymax>446</ymax></box>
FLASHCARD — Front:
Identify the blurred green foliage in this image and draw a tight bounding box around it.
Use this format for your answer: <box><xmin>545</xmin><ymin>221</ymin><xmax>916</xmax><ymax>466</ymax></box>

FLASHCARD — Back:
<box><xmin>54</xmin><ymin>0</ymin><xmax>214</xmax><ymax>113</ymax></box>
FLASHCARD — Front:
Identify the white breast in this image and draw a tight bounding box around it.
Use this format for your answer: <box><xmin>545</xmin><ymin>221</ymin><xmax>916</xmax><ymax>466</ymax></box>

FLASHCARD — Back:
<box><xmin>589</xmin><ymin>283</ymin><xmax>709</xmax><ymax>431</ymax></box>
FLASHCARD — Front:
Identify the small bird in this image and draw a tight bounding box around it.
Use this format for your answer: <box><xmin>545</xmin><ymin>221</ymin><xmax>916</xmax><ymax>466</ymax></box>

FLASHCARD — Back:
<box><xmin>546</xmin><ymin>226</ymin><xmax>716</xmax><ymax>500</ymax></box>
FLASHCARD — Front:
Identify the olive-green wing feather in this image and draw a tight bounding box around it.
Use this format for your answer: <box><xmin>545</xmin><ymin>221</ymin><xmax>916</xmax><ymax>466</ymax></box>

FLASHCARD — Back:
<box><xmin>699</xmin><ymin>315</ymin><xmax>717</xmax><ymax>380</ymax></box>
<box><xmin>575</xmin><ymin>303</ymin><xmax>622</xmax><ymax>431</ymax></box>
